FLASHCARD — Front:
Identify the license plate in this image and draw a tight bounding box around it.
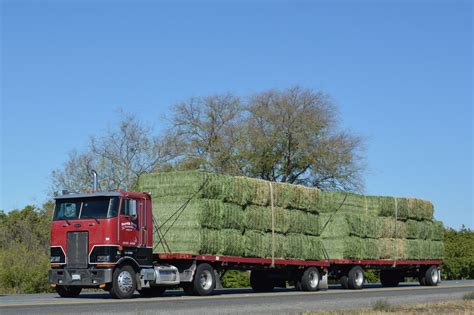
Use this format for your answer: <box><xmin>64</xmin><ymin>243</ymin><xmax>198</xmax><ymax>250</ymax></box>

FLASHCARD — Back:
<box><xmin>72</xmin><ymin>274</ymin><xmax>81</xmax><ymax>281</ymax></box>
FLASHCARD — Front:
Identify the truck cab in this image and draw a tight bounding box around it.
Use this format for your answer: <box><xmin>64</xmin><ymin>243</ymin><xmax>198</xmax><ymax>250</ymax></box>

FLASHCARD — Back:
<box><xmin>49</xmin><ymin>191</ymin><xmax>160</xmax><ymax>298</ymax></box>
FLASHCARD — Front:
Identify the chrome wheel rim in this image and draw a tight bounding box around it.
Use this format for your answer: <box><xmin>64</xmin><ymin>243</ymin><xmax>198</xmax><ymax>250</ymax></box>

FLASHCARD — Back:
<box><xmin>309</xmin><ymin>270</ymin><xmax>319</xmax><ymax>288</ymax></box>
<box><xmin>200</xmin><ymin>270</ymin><xmax>213</xmax><ymax>290</ymax></box>
<box><xmin>117</xmin><ymin>270</ymin><xmax>133</xmax><ymax>293</ymax></box>
<box><xmin>431</xmin><ymin>268</ymin><xmax>439</xmax><ymax>283</ymax></box>
<box><xmin>355</xmin><ymin>270</ymin><xmax>364</xmax><ymax>287</ymax></box>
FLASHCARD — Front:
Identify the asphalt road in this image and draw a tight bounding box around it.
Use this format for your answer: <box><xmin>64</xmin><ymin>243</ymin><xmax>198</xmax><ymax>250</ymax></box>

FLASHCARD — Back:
<box><xmin>1</xmin><ymin>280</ymin><xmax>473</xmax><ymax>315</ymax></box>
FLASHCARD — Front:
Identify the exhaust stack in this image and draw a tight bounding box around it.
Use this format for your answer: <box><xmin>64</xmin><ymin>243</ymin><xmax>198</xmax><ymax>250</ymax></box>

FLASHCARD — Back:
<box><xmin>91</xmin><ymin>170</ymin><xmax>98</xmax><ymax>191</ymax></box>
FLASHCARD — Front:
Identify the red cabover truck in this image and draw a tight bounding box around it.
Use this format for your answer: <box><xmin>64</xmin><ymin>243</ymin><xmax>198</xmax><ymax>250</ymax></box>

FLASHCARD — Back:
<box><xmin>49</xmin><ymin>179</ymin><xmax>442</xmax><ymax>299</ymax></box>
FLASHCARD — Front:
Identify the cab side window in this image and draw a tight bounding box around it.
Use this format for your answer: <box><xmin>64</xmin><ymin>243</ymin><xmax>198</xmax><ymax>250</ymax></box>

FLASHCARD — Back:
<box><xmin>121</xmin><ymin>199</ymin><xmax>137</xmax><ymax>217</ymax></box>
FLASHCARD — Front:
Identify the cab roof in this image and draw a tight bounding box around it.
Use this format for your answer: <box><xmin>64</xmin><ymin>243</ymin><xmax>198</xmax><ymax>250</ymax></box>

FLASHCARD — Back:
<box><xmin>54</xmin><ymin>191</ymin><xmax>122</xmax><ymax>200</ymax></box>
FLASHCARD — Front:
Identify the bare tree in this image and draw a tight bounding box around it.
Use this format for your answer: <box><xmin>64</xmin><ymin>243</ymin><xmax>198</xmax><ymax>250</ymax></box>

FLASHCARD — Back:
<box><xmin>170</xmin><ymin>93</ymin><xmax>245</xmax><ymax>174</ymax></box>
<box><xmin>52</xmin><ymin>87</ymin><xmax>365</xmax><ymax>194</ymax></box>
<box><xmin>51</xmin><ymin>113</ymin><xmax>178</xmax><ymax>194</ymax></box>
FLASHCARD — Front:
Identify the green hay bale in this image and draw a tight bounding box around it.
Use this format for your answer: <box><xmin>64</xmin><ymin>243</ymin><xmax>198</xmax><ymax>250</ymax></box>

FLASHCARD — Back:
<box><xmin>320</xmin><ymin>213</ymin><xmax>384</xmax><ymax>239</ymax></box>
<box><xmin>151</xmin><ymin>197</ymin><xmax>244</xmax><ymax>231</ymax></box>
<box><xmin>285</xmin><ymin>234</ymin><xmax>323</xmax><ymax>260</ymax></box>
<box><xmin>406</xmin><ymin>240</ymin><xmax>436</xmax><ymax>259</ymax></box>
<box><xmin>219</xmin><ymin>229</ymin><xmax>246</xmax><ymax>256</ymax></box>
<box><xmin>321</xmin><ymin>237</ymin><xmax>381</xmax><ymax>259</ymax></box>
<box><xmin>406</xmin><ymin>220</ymin><xmax>432</xmax><ymax>240</ymax></box>
<box><xmin>381</xmin><ymin>218</ymin><xmax>406</xmax><ymax>239</ymax></box>
<box><xmin>287</xmin><ymin>209</ymin><xmax>320</xmax><ymax>236</ymax></box>
<box><xmin>315</xmin><ymin>192</ymin><xmax>381</xmax><ymax>215</ymax></box>
<box><xmin>407</xmin><ymin>199</ymin><xmax>434</xmax><ymax>221</ymax></box>
<box><xmin>244</xmin><ymin>205</ymin><xmax>289</xmax><ymax>234</ymax></box>
<box><xmin>244</xmin><ymin>230</ymin><xmax>286</xmax><ymax>258</ymax></box>
<box><xmin>379</xmin><ymin>239</ymin><xmax>407</xmax><ymax>259</ymax></box>
<box><xmin>430</xmin><ymin>220</ymin><xmax>444</xmax><ymax>241</ymax></box>
<box><xmin>429</xmin><ymin>241</ymin><xmax>444</xmax><ymax>259</ymax></box>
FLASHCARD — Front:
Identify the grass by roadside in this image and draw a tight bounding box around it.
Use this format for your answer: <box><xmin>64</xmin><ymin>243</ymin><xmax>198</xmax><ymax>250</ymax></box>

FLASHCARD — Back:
<box><xmin>305</xmin><ymin>298</ymin><xmax>474</xmax><ymax>314</ymax></box>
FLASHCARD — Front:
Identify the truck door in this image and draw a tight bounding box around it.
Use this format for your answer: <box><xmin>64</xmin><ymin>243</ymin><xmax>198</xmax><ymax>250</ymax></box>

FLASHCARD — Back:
<box><xmin>119</xmin><ymin>199</ymin><xmax>140</xmax><ymax>247</ymax></box>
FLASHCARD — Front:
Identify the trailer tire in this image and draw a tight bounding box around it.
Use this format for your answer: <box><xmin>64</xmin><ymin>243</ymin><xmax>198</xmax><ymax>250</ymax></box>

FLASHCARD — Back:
<box><xmin>297</xmin><ymin>267</ymin><xmax>320</xmax><ymax>291</ymax></box>
<box><xmin>250</xmin><ymin>270</ymin><xmax>274</xmax><ymax>292</ymax></box>
<box><xmin>56</xmin><ymin>285</ymin><xmax>82</xmax><ymax>297</ymax></box>
<box><xmin>347</xmin><ymin>266</ymin><xmax>364</xmax><ymax>290</ymax></box>
<box><xmin>110</xmin><ymin>265</ymin><xmax>137</xmax><ymax>299</ymax></box>
<box><xmin>380</xmin><ymin>270</ymin><xmax>400</xmax><ymax>287</ymax></box>
<box><xmin>418</xmin><ymin>276</ymin><xmax>426</xmax><ymax>286</ymax></box>
<box><xmin>138</xmin><ymin>287</ymin><xmax>166</xmax><ymax>297</ymax></box>
<box><xmin>340</xmin><ymin>275</ymin><xmax>349</xmax><ymax>289</ymax></box>
<box><xmin>185</xmin><ymin>263</ymin><xmax>216</xmax><ymax>296</ymax></box>
<box><xmin>424</xmin><ymin>265</ymin><xmax>439</xmax><ymax>286</ymax></box>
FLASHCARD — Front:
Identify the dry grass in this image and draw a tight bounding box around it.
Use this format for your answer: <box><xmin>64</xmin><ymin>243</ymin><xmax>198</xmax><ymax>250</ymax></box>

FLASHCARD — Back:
<box><xmin>305</xmin><ymin>300</ymin><xmax>474</xmax><ymax>314</ymax></box>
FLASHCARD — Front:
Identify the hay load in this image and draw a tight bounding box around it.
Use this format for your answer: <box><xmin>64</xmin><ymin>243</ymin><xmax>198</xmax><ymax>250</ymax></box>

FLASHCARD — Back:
<box><xmin>138</xmin><ymin>171</ymin><xmax>443</xmax><ymax>261</ymax></box>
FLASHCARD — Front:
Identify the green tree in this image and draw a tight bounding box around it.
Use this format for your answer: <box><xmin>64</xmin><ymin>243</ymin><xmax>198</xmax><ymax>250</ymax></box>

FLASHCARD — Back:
<box><xmin>443</xmin><ymin>226</ymin><xmax>474</xmax><ymax>280</ymax></box>
<box><xmin>0</xmin><ymin>203</ymin><xmax>53</xmax><ymax>294</ymax></box>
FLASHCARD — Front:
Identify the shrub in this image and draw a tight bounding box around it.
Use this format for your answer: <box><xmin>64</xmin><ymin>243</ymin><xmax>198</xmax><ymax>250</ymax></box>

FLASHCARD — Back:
<box><xmin>372</xmin><ymin>299</ymin><xmax>395</xmax><ymax>312</ymax></box>
<box><xmin>463</xmin><ymin>292</ymin><xmax>474</xmax><ymax>300</ymax></box>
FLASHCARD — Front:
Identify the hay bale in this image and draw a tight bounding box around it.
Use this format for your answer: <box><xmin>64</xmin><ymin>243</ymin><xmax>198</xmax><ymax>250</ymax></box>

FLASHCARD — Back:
<box><xmin>430</xmin><ymin>221</ymin><xmax>444</xmax><ymax>241</ymax></box>
<box><xmin>243</xmin><ymin>230</ymin><xmax>286</xmax><ymax>258</ymax></box>
<box><xmin>287</xmin><ymin>209</ymin><xmax>320</xmax><ymax>236</ymax></box>
<box><xmin>320</xmin><ymin>213</ymin><xmax>384</xmax><ymax>239</ymax></box>
<box><xmin>244</xmin><ymin>205</ymin><xmax>289</xmax><ymax>234</ymax></box>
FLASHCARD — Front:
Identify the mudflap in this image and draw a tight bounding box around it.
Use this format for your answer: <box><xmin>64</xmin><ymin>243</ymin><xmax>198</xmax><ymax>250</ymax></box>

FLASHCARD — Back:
<box><xmin>318</xmin><ymin>272</ymin><xmax>329</xmax><ymax>291</ymax></box>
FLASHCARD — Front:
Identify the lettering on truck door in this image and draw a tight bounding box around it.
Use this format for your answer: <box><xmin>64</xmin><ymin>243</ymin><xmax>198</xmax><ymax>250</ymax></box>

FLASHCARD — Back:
<box><xmin>119</xmin><ymin>199</ymin><xmax>140</xmax><ymax>246</ymax></box>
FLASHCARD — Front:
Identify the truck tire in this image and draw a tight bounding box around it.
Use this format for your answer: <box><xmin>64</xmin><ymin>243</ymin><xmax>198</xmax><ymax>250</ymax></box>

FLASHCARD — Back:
<box><xmin>110</xmin><ymin>265</ymin><xmax>137</xmax><ymax>299</ymax></box>
<box><xmin>380</xmin><ymin>270</ymin><xmax>400</xmax><ymax>287</ymax></box>
<box><xmin>418</xmin><ymin>276</ymin><xmax>426</xmax><ymax>286</ymax></box>
<box><xmin>184</xmin><ymin>263</ymin><xmax>216</xmax><ymax>296</ymax></box>
<box><xmin>138</xmin><ymin>287</ymin><xmax>166</xmax><ymax>297</ymax></box>
<box><xmin>347</xmin><ymin>266</ymin><xmax>364</xmax><ymax>290</ymax></box>
<box><xmin>56</xmin><ymin>285</ymin><xmax>82</xmax><ymax>297</ymax></box>
<box><xmin>296</xmin><ymin>267</ymin><xmax>320</xmax><ymax>291</ymax></box>
<box><xmin>250</xmin><ymin>270</ymin><xmax>274</xmax><ymax>292</ymax></box>
<box><xmin>423</xmin><ymin>265</ymin><xmax>439</xmax><ymax>286</ymax></box>
<box><xmin>339</xmin><ymin>275</ymin><xmax>349</xmax><ymax>289</ymax></box>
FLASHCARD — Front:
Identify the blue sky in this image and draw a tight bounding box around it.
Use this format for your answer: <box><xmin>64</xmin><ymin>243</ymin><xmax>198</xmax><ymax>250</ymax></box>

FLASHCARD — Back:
<box><xmin>1</xmin><ymin>1</ymin><xmax>472</xmax><ymax>229</ymax></box>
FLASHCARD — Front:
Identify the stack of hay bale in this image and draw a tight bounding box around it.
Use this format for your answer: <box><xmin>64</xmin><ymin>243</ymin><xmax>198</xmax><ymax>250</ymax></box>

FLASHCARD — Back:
<box><xmin>318</xmin><ymin>192</ymin><xmax>444</xmax><ymax>260</ymax></box>
<box><xmin>138</xmin><ymin>171</ymin><xmax>443</xmax><ymax>261</ymax></box>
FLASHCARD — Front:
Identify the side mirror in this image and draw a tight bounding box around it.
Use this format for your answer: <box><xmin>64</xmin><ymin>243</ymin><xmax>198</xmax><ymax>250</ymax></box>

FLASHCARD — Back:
<box><xmin>130</xmin><ymin>200</ymin><xmax>137</xmax><ymax>219</ymax></box>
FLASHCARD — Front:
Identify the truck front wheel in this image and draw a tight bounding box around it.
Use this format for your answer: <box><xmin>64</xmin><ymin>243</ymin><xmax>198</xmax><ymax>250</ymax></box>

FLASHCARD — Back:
<box><xmin>183</xmin><ymin>263</ymin><xmax>216</xmax><ymax>296</ymax></box>
<box><xmin>110</xmin><ymin>265</ymin><xmax>137</xmax><ymax>299</ymax></box>
<box><xmin>56</xmin><ymin>285</ymin><xmax>82</xmax><ymax>297</ymax></box>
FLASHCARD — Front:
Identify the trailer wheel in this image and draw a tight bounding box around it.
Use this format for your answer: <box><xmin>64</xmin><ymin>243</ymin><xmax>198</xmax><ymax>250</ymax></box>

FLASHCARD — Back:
<box><xmin>418</xmin><ymin>276</ymin><xmax>426</xmax><ymax>286</ymax></box>
<box><xmin>138</xmin><ymin>287</ymin><xmax>166</xmax><ymax>297</ymax></box>
<box><xmin>250</xmin><ymin>270</ymin><xmax>274</xmax><ymax>292</ymax></box>
<box><xmin>296</xmin><ymin>267</ymin><xmax>320</xmax><ymax>291</ymax></box>
<box><xmin>110</xmin><ymin>265</ymin><xmax>137</xmax><ymax>299</ymax></box>
<box><xmin>56</xmin><ymin>285</ymin><xmax>82</xmax><ymax>297</ymax></box>
<box><xmin>184</xmin><ymin>263</ymin><xmax>216</xmax><ymax>296</ymax></box>
<box><xmin>347</xmin><ymin>266</ymin><xmax>364</xmax><ymax>290</ymax></box>
<box><xmin>423</xmin><ymin>265</ymin><xmax>439</xmax><ymax>286</ymax></box>
<box><xmin>339</xmin><ymin>275</ymin><xmax>349</xmax><ymax>289</ymax></box>
<box><xmin>380</xmin><ymin>270</ymin><xmax>400</xmax><ymax>287</ymax></box>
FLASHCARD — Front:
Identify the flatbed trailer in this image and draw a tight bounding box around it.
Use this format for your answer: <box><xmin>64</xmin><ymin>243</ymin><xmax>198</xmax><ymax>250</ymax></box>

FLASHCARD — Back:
<box><xmin>156</xmin><ymin>253</ymin><xmax>441</xmax><ymax>292</ymax></box>
<box><xmin>48</xmin><ymin>189</ymin><xmax>442</xmax><ymax>299</ymax></box>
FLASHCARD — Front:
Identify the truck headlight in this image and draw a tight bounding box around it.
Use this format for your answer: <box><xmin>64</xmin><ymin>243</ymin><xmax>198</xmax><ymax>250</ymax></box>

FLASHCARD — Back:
<box><xmin>51</xmin><ymin>256</ymin><xmax>61</xmax><ymax>263</ymax></box>
<box><xmin>96</xmin><ymin>255</ymin><xmax>111</xmax><ymax>262</ymax></box>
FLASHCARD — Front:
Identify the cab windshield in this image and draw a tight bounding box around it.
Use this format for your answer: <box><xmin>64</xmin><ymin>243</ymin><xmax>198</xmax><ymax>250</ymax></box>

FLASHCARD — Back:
<box><xmin>53</xmin><ymin>197</ymin><xmax>119</xmax><ymax>220</ymax></box>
